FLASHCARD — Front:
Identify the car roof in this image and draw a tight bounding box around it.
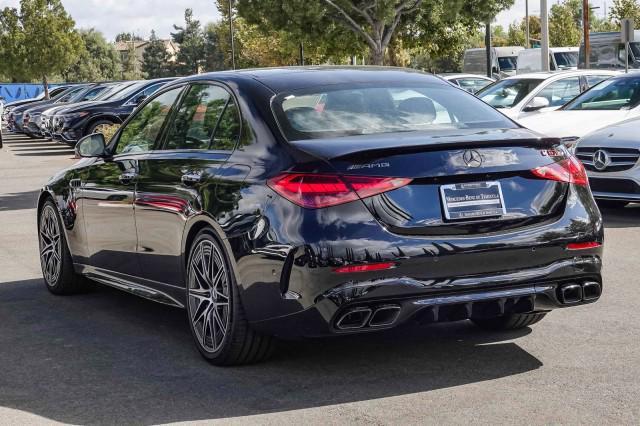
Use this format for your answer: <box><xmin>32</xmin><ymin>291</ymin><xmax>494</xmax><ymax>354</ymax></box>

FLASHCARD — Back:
<box><xmin>177</xmin><ymin>66</ymin><xmax>449</xmax><ymax>93</ymax></box>
<box><xmin>439</xmin><ymin>73</ymin><xmax>494</xmax><ymax>80</ymax></box>
<box><xmin>504</xmin><ymin>70</ymin><xmax>620</xmax><ymax>81</ymax></box>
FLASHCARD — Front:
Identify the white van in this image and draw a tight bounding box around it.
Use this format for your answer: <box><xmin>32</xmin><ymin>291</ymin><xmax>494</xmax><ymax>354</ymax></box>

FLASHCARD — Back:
<box><xmin>516</xmin><ymin>47</ymin><xmax>579</xmax><ymax>74</ymax></box>
<box><xmin>463</xmin><ymin>46</ymin><xmax>524</xmax><ymax>79</ymax></box>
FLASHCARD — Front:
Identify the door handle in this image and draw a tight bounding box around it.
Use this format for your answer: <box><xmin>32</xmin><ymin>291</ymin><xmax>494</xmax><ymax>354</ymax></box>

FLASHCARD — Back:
<box><xmin>181</xmin><ymin>172</ymin><xmax>203</xmax><ymax>186</ymax></box>
<box><xmin>119</xmin><ymin>172</ymin><xmax>138</xmax><ymax>184</ymax></box>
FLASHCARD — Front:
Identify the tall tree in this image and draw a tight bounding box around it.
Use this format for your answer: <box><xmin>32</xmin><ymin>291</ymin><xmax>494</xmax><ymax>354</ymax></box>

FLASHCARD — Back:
<box><xmin>550</xmin><ymin>2</ymin><xmax>582</xmax><ymax>47</ymax></box>
<box><xmin>122</xmin><ymin>41</ymin><xmax>142</xmax><ymax>80</ymax></box>
<box><xmin>0</xmin><ymin>0</ymin><xmax>82</xmax><ymax>97</ymax></box>
<box><xmin>203</xmin><ymin>23</ymin><xmax>226</xmax><ymax>72</ymax></box>
<box><xmin>0</xmin><ymin>7</ymin><xmax>29</xmax><ymax>82</ymax></box>
<box><xmin>65</xmin><ymin>29</ymin><xmax>121</xmax><ymax>82</ymax></box>
<box><xmin>171</xmin><ymin>9</ymin><xmax>205</xmax><ymax>75</ymax></box>
<box><xmin>142</xmin><ymin>30</ymin><xmax>172</xmax><ymax>78</ymax></box>
<box><xmin>609</xmin><ymin>0</ymin><xmax>640</xmax><ymax>25</ymax></box>
<box><xmin>507</xmin><ymin>16</ymin><xmax>541</xmax><ymax>46</ymax></box>
<box><xmin>115</xmin><ymin>32</ymin><xmax>143</xmax><ymax>42</ymax></box>
<box><xmin>235</xmin><ymin>0</ymin><xmax>513</xmax><ymax>66</ymax></box>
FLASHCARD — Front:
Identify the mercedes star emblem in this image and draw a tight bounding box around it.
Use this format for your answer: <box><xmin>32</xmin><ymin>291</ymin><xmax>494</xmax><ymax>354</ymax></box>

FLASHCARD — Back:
<box><xmin>593</xmin><ymin>150</ymin><xmax>611</xmax><ymax>171</ymax></box>
<box><xmin>462</xmin><ymin>150</ymin><xmax>483</xmax><ymax>168</ymax></box>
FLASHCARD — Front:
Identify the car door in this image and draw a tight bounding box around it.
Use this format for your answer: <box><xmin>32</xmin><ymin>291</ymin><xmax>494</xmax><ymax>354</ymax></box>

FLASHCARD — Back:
<box><xmin>134</xmin><ymin>82</ymin><xmax>243</xmax><ymax>287</ymax></box>
<box><xmin>81</xmin><ymin>86</ymin><xmax>184</xmax><ymax>279</ymax></box>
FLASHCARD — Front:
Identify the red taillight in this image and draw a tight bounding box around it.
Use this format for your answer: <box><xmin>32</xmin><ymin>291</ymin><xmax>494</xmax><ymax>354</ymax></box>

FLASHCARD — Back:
<box><xmin>267</xmin><ymin>173</ymin><xmax>412</xmax><ymax>209</ymax></box>
<box><xmin>566</xmin><ymin>242</ymin><xmax>601</xmax><ymax>250</ymax></box>
<box><xmin>333</xmin><ymin>262</ymin><xmax>396</xmax><ymax>274</ymax></box>
<box><xmin>531</xmin><ymin>156</ymin><xmax>588</xmax><ymax>186</ymax></box>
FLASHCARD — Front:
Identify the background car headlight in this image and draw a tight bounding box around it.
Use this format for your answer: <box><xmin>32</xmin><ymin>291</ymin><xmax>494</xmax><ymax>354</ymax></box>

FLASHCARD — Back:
<box><xmin>560</xmin><ymin>137</ymin><xmax>580</xmax><ymax>155</ymax></box>
<box><xmin>60</xmin><ymin>112</ymin><xmax>89</xmax><ymax>121</ymax></box>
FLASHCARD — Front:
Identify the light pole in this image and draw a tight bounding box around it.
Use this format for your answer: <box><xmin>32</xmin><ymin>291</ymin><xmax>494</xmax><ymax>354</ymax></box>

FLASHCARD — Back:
<box><xmin>526</xmin><ymin>0</ymin><xmax>530</xmax><ymax>48</ymax></box>
<box><xmin>229</xmin><ymin>0</ymin><xmax>236</xmax><ymax>70</ymax></box>
<box><xmin>541</xmin><ymin>0</ymin><xmax>550</xmax><ymax>71</ymax></box>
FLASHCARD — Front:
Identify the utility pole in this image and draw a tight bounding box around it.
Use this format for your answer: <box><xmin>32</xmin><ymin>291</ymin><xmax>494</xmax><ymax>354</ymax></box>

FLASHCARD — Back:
<box><xmin>526</xmin><ymin>0</ymin><xmax>530</xmax><ymax>48</ymax></box>
<box><xmin>228</xmin><ymin>0</ymin><xmax>236</xmax><ymax>70</ymax></box>
<box><xmin>485</xmin><ymin>22</ymin><xmax>492</xmax><ymax>78</ymax></box>
<box><xmin>541</xmin><ymin>0</ymin><xmax>550</xmax><ymax>71</ymax></box>
<box><xmin>299</xmin><ymin>42</ymin><xmax>304</xmax><ymax>66</ymax></box>
<box><xmin>583</xmin><ymin>0</ymin><xmax>590</xmax><ymax>69</ymax></box>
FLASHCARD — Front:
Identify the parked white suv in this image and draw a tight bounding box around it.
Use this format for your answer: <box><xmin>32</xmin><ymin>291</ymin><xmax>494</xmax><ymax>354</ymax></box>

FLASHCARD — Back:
<box><xmin>477</xmin><ymin>70</ymin><xmax>619</xmax><ymax>120</ymax></box>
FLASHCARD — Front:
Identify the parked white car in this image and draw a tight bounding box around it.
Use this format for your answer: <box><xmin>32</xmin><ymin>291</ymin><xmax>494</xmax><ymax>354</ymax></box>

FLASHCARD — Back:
<box><xmin>519</xmin><ymin>73</ymin><xmax>640</xmax><ymax>147</ymax></box>
<box><xmin>439</xmin><ymin>73</ymin><xmax>495</xmax><ymax>94</ymax></box>
<box><xmin>477</xmin><ymin>70</ymin><xmax>619</xmax><ymax>120</ymax></box>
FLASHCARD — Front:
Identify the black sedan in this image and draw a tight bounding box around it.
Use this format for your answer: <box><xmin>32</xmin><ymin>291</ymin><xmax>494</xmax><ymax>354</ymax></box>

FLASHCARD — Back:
<box><xmin>51</xmin><ymin>78</ymin><xmax>174</xmax><ymax>144</ymax></box>
<box><xmin>37</xmin><ymin>67</ymin><xmax>603</xmax><ymax>365</ymax></box>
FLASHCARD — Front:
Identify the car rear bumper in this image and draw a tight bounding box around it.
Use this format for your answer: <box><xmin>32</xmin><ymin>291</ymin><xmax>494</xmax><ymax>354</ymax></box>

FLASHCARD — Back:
<box><xmin>236</xmin><ymin>184</ymin><xmax>603</xmax><ymax>337</ymax></box>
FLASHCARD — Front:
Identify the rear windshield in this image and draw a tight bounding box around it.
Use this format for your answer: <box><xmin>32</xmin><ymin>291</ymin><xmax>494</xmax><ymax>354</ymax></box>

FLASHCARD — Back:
<box><xmin>563</xmin><ymin>76</ymin><xmax>640</xmax><ymax>110</ymax></box>
<box><xmin>478</xmin><ymin>78</ymin><xmax>543</xmax><ymax>108</ymax></box>
<box><xmin>498</xmin><ymin>56</ymin><xmax>518</xmax><ymax>71</ymax></box>
<box><xmin>273</xmin><ymin>83</ymin><xmax>517</xmax><ymax>141</ymax></box>
<box><xmin>554</xmin><ymin>51</ymin><xmax>578</xmax><ymax>69</ymax></box>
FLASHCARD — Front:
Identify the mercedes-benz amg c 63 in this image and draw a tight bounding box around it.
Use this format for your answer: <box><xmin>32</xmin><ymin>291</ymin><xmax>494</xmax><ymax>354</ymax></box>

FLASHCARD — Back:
<box><xmin>37</xmin><ymin>68</ymin><xmax>604</xmax><ymax>365</ymax></box>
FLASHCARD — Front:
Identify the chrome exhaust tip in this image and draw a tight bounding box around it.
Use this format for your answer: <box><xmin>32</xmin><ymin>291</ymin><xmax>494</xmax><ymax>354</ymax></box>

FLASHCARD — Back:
<box><xmin>582</xmin><ymin>281</ymin><xmax>602</xmax><ymax>301</ymax></box>
<box><xmin>369</xmin><ymin>305</ymin><xmax>401</xmax><ymax>327</ymax></box>
<box><xmin>559</xmin><ymin>283</ymin><xmax>583</xmax><ymax>304</ymax></box>
<box><xmin>335</xmin><ymin>307</ymin><xmax>372</xmax><ymax>330</ymax></box>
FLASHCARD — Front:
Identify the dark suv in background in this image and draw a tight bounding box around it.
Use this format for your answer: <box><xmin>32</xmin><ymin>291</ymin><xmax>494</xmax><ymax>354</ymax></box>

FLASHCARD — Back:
<box><xmin>6</xmin><ymin>86</ymin><xmax>76</xmax><ymax>134</ymax></box>
<box><xmin>52</xmin><ymin>78</ymin><xmax>175</xmax><ymax>145</ymax></box>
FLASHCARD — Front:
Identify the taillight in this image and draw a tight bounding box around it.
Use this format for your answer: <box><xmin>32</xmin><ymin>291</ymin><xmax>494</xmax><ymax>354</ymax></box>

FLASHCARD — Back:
<box><xmin>333</xmin><ymin>261</ymin><xmax>397</xmax><ymax>274</ymax></box>
<box><xmin>566</xmin><ymin>242</ymin><xmax>601</xmax><ymax>250</ymax></box>
<box><xmin>531</xmin><ymin>156</ymin><xmax>588</xmax><ymax>186</ymax></box>
<box><xmin>267</xmin><ymin>173</ymin><xmax>412</xmax><ymax>209</ymax></box>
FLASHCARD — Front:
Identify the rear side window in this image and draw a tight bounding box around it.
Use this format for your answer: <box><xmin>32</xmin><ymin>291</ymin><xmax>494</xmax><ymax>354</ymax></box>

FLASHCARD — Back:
<box><xmin>536</xmin><ymin>77</ymin><xmax>581</xmax><ymax>107</ymax></box>
<box><xmin>275</xmin><ymin>82</ymin><xmax>516</xmax><ymax>141</ymax></box>
<box><xmin>164</xmin><ymin>83</ymin><xmax>241</xmax><ymax>151</ymax></box>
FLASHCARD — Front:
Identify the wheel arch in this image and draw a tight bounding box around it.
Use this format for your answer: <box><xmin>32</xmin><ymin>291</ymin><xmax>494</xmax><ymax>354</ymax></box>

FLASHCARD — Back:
<box><xmin>83</xmin><ymin>115</ymin><xmax>121</xmax><ymax>136</ymax></box>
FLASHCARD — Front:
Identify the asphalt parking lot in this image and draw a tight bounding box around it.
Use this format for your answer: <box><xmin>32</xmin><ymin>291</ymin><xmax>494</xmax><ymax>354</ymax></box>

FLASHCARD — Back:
<box><xmin>0</xmin><ymin>132</ymin><xmax>639</xmax><ymax>425</ymax></box>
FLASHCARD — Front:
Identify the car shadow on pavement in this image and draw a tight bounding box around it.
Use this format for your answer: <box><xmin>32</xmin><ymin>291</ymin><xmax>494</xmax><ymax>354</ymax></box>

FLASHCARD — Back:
<box><xmin>0</xmin><ymin>190</ymin><xmax>41</xmax><ymax>211</ymax></box>
<box><xmin>601</xmin><ymin>204</ymin><xmax>640</xmax><ymax>228</ymax></box>
<box><xmin>0</xmin><ymin>278</ymin><xmax>543</xmax><ymax>424</ymax></box>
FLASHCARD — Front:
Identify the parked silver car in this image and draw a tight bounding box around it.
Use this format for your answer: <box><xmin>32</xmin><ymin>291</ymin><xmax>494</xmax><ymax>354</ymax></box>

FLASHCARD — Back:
<box><xmin>575</xmin><ymin>117</ymin><xmax>640</xmax><ymax>207</ymax></box>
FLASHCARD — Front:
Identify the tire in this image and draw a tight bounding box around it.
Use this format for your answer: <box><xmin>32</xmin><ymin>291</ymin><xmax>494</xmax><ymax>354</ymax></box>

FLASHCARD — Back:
<box><xmin>86</xmin><ymin>119</ymin><xmax>115</xmax><ymax>137</ymax></box>
<box><xmin>471</xmin><ymin>312</ymin><xmax>547</xmax><ymax>331</ymax></box>
<box><xmin>185</xmin><ymin>228</ymin><xmax>274</xmax><ymax>366</ymax></box>
<box><xmin>597</xmin><ymin>200</ymin><xmax>629</xmax><ymax>209</ymax></box>
<box><xmin>38</xmin><ymin>200</ymin><xmax>85</xmax><ymax>295</ymax></box>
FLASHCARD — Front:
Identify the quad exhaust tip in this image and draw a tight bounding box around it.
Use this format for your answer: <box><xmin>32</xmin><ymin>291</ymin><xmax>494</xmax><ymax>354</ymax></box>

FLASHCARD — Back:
<box><xmin>335</xmin><ymin>307</ymin><xmax>372</xmax><ymax>330</ymax></box>
<box><xmin>558</xmin><ymin>281</ymin><xmax>602</xmax><ymax>304</ymax></box>
<box><xmin>369</xmin><ymin>305</ymin><xmax>401</xmax><ymax>327</ymax></box>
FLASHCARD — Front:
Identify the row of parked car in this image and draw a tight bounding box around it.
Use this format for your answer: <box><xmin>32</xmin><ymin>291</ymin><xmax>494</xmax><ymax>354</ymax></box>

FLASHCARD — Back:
<box><xmin>1</xmin><ymin>78</ymin><xmax>174</xmax><ymax>144</ymax></box>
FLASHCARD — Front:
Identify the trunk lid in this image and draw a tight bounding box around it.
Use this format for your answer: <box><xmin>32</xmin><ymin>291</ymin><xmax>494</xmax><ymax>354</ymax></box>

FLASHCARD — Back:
<box><xmin>292</xmin><ymin>129</ymin><xmax>569</xmax><ymax>236</ymax></box>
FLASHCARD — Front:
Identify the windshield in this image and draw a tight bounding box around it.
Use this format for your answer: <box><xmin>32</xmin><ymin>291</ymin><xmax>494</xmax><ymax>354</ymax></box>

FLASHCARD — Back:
<box><xmin>274</xmin><ymin>83</ymin><xmax>517</xmax><ymax>141</ymax></box>
<box><xmin>99</xmin><ymin>82</ymin><xmax>140</xmax><ymax>101</ymax></box>
<box><xmin>563</xmin><ymin>76</ymin><xmax>640</xmax><ymax>111</ymax></box>
<box><xmin>106</xmin><ymin>82</ymin><xmax>146</xmax><ymax>101</ymax></box>
<box><xmin>55</xmin><ymin>87</ymin><xmax>85</xmax><ymax>103</ymax></box>
<box><xmin>498</xmin><ymin>56</ymin><xmax>517</xmax><ymax>71</ymax></box>
<box><xmin>478</xmin><ymin>78</ymin><xmax>543</xmax><ymax>108</ymax></box>
<box><xmin>554</xmin><ymin>51</ymin><xmax>578</xmax><ymax>69</ymax></box>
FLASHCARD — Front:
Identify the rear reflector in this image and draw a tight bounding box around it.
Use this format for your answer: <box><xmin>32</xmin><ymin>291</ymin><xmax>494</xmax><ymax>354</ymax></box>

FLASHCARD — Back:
<box><xmin>566</xmin><ymin>242</ymin><xmax>601</xmax><ymax>250</ymax></box>
<box><xmin>268</xmin><ymin>173</ymin><xmax>412</xmax><ymax>209</ymax></box>
<box><xmin>333</xmin><ymin>262</ymin><xmax>397</xmax><ymax>274</ymax></box>
<box><xmin>531</xmin><ymin>156</ymin><xmax>588</xmax><ymax>186</ymax></box>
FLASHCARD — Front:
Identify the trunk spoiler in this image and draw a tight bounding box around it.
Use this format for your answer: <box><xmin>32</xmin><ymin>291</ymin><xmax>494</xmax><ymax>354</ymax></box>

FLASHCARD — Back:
<box><xmin>290</xmin><ymin>128</ymin><xmax>562</xmax><ymax>161</ymax></box>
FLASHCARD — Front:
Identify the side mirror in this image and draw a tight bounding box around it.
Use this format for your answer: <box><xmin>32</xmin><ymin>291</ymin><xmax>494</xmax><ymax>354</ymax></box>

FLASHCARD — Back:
<box><xmin>524</xmin><ymin>96</ymin><xmax>550</xmax><ymax>112</ymax></box>
<box><xmin>75</xmin><ymin>133</ymin><xmax>106</xmax><ymax>158</ymax></box>
<box><xmin>134</xmin><ymin>94</ymin><xmax>148</xmax><ymax>105</ymax></box>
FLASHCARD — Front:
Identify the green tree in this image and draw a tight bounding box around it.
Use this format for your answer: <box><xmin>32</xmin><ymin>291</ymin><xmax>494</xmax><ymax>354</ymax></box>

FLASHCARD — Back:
<box><xmin>235</xmin><ymin>0</ymin><xmax>513</xmax><ymax>66</ymax></box>
<box><xmin>65</xmin><ymin>29</ymin><xmax>121</xmax><ymax>81</ymax></box>
<box><xmin>609</xmin><ymin>0</ymin><xmax>640</xmax><ymax>25</ymax></box>
<box><xmin>550</xmin><ymin>2</ymin><xmax>582</xmax><ymax>47</ymax></box>
<box><xmin>171</xmin><ymin>9</ymin><xmax>205</xmax><ymax>75</ymax></box>
<box><xmin>115</xmin><ymin>32</ymin><xmax>143</xmax><ymax>42</ymax></box>
<box><xmin>203</xmin><ymin>23</ymin><xmax>226</xmax><ymax>72</ymax></box>
<box><xmin>122</xmin><ymin>41</ymin><xmax>142</xmax><ymax>80</ymax></box>
<box><xmin>0</xmin><ymin>0</ymin><xmax>82</xmax><ymax>96</ymax></box>
<box><xmin>0</xmin><ymin>7</ymin><xmax>29</xmax><ymax>82</ymax></box>
<box><xmin>507</xmin><ymin>16</ymin><xmax>540</xmax><ymax>46</ymax></box>
<box><xmin>142</xmin><ymin>30</ymin><xmax>172</xmax><ymax>78</ymax></box>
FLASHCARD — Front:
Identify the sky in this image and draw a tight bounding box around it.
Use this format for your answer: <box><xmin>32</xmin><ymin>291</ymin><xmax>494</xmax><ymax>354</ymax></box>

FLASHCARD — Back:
<box><xmin>0</xmin><ymin>0</ymin><xmax>614</xmax><ymax>41</ymax></box>
<box><xmin>496</xmin><ymin>0</ymin><xmax>610</xmax><ymax>28</ymax></box>
<box><xmin>0</xmin><ymin>0</ymin><xmax>222</xmax><ymax>41</ymax></box>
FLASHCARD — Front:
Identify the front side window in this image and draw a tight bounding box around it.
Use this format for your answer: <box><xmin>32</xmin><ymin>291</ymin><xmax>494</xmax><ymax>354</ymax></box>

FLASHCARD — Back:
<box><xmin>564</xmin><ymin>76</ymin><xmax>640</xmax><ymax>111</ymax></box>
<box><xmin>535</xmin><ymin>77</ymin><xmax>582</xmax><ymax>107</ymax></box>
<box><xmin>275</xmin><ymin>82</ymin><xmax>516</xmax><ymax>141</ymax></box>
<box><xmin>479</xmin><ymin>78</ymin><xmax>543</xmax><ymax>108</ymax></box>
<box><xmin>164</xmin><ymin>84</ymin><xmax>240</xmax><ymax>151</ymax></box>
<box><xmin>114</xmin><ymin>87</ymin><xmax>183</xmax><ymax>155</ymax></box>
<box><xmin>586</xmin><ymin>75</ymin><xmax>613</xmax><ymax>88</ymax></box>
